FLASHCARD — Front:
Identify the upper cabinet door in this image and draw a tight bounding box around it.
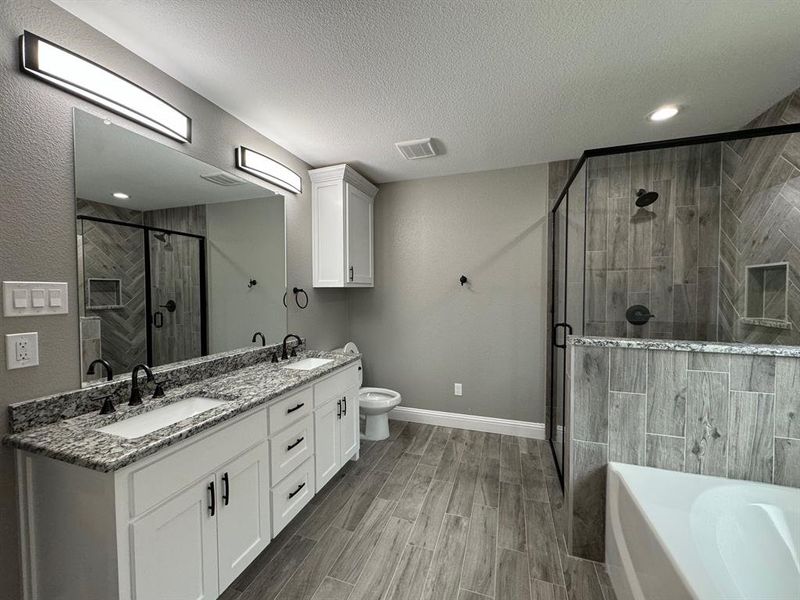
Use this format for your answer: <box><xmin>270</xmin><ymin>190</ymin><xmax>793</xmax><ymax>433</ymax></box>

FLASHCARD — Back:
<box><xmin>131</xmin><ymin>478</ymin><xmax>219</xmax><ymax>600</ymax></box>
<box><xmin>346</xmin><ymin>183</ymin><xmax>374</xmax><ymax>286</ymax></box>
<box><xmin>311</xmin><ymin>165</ymin><xmax>377</xmax><ymax>288</ymax></box>
<box><xmin>216</xmin><ymin>442</ymin><xmax>271</xmax><ymax>591</ymax></box>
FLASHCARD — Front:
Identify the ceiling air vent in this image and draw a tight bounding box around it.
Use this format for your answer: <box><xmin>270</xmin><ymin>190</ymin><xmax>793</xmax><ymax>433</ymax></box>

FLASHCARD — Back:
<box><xmin>395</xmin><ymin>138</ymin><xmax>438</xmax><ymax>160</ymax></box>
<box><xmin>201</xmin><ymin>172</ymin><xmax>247</xmax><ymax>186</ymax></box>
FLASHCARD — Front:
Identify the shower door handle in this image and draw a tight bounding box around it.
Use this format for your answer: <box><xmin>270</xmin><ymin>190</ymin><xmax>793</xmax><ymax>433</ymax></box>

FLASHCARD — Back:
<box><xmin>153</xmin><ymin>311</ymin><xmax>164</xmax><ymax>328</ymax></box>
<box><xmin>553</xmin><ymin>322</ymin><xmax>573</xmax><ymax>349</ymax></box>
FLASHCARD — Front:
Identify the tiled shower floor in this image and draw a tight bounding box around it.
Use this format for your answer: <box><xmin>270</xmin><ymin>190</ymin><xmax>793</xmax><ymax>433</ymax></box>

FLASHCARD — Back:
<box><xmin>221</xmin><ymin>420</ymin><xmax>616</xmax><ymax>600</ymax></box>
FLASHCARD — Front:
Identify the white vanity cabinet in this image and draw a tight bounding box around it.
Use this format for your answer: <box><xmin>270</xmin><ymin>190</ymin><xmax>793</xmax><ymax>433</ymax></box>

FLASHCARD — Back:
<box><xmin>16</xmin><ymin>360</ymin><xmax>362</xmax><ymax>600</ymax></box>
<box><xmin>310</xmin><ymin>164</ymin><xmax>377</xmax><ymax>288</ymax></box>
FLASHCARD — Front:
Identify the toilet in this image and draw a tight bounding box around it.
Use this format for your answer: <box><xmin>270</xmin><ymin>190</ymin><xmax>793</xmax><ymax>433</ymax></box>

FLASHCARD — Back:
<box><xmin>338</xmin><ymin>342</ymin><xmax>401</xmax><ymax>441</ymax></box>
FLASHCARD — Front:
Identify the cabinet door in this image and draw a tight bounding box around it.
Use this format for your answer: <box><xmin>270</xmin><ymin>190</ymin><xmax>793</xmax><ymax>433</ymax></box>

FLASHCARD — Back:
<box><xmin>345</xmin><ymin>183</ymin><xmax>374</xmax><ymax>286</ymax></box>
<box><xmin>216</xmin><ymin>443</ymin><xmax>271</xmax><ymax>591</ymax></box>
<box><xmin>314</xmin><ymin>397</ymin><xmax>341</xmax><ymax>491</ymax></box>
<box><xmin>131</xmin><ymin>479</ymin><xmax>218</xmax><ymax>600</ymax></box>
<box><xmin>340</xmin><ymin>387</ymin><xmax>360</xmax><ymax>464</ymax></box>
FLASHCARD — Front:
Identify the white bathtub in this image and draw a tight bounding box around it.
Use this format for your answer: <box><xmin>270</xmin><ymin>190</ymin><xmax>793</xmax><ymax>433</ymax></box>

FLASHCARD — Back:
<box><xmin>606</xmin><ymin>462</ymin><xmax>800</xmax><ymax>600</ymax></box>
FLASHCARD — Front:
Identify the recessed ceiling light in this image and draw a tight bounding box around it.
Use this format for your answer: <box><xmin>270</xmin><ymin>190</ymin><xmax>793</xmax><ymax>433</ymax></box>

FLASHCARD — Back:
<box><xmin>648</xmin><ymin>105</ymin><xmax>680</xmax><ymax>122</ymax></box>
<box><xmin>112</xmin><ymin>192</ymin><xmax>130</xmax><ymax>199</ymax></box>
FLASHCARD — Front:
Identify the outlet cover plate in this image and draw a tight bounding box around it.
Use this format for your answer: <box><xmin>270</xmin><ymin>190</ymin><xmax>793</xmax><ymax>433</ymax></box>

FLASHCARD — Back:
<box><xmin>6</xmin><ymin>332</ymin><xmax>39</xmax><ymax>369</ymax></box>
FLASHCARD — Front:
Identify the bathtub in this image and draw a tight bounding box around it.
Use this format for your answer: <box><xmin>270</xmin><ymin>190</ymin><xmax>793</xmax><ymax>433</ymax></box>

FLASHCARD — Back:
<box><xmin>605</xmin><ymin>462</ymin><xmax>800</xmax><ymax>600</ymax></box>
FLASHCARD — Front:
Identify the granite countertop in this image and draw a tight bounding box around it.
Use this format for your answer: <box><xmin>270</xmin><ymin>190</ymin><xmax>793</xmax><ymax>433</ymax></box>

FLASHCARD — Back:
<box><xmin>4</xmin><ymin>351</ymin><xmax>360</xmax><ymax>472</ymax></box>
<box><xmin>567</xmin><ymin>335</ymin><xmax>800</xmax><ymax>358</ymax></box>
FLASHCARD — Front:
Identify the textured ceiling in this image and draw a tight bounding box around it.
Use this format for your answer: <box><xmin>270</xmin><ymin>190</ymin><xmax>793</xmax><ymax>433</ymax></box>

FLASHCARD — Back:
<box><xmin>55</xmin><ymin>0</ymin><xmax>800</xmax><ymax>183</ymax></box>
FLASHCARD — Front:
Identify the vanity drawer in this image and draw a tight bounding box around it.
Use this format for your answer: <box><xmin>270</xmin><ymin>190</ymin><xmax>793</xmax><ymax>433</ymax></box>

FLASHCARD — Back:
<box><xmin>269</xmin><ymin>386</ymin><xmax>313</xmax><ymax>435</ymax></box>
<box><xmin>269</xmin><ymin>415</ymin><xmax>314</xmax><ymax>485</ymax></box>
<box><xmin>313</xmin><ymin>363</ymin><xmax>361</xmax><ymax>407</ymax></box>
<box><xmin>271</xmin><ymin>457</ymin><xmax>315</xmax><ymax>535</ymax></box>
<box><xmin>130</xmin><ymin>407</ymin><xmax>267</xmax><ymax>517</ymax></box>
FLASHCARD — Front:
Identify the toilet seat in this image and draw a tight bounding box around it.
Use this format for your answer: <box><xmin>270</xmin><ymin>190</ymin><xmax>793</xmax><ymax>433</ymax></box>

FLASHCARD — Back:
<box><xmin>359</xmin><ymin>387</ymin><xmax>401</xmax><ymax>409</ymax></box>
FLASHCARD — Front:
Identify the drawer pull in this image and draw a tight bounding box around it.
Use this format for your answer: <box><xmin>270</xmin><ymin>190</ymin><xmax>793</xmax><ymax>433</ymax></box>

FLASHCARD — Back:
<box><xmin>222</xmin><ymin>472</ymin><xmax>230</xmax><ymax>506</ymax></box>
<box><xmin>287</xmin><ymin>402</ymin><xmax>305</xmax><ymax>414</ymax></box>
<box><xmin>288</xmin><ymin>482</ymin><xmax>306</xmax><ymax>499</ymax></box>
<box><xmin>208</xmin><ymin>481</ymin><xmax>216</xmax><ymax>516</ymax></box>
<box><xmin>287</xmin><ymin>437</ymin><xmax>305</xmax><ymax>451</ymax></box>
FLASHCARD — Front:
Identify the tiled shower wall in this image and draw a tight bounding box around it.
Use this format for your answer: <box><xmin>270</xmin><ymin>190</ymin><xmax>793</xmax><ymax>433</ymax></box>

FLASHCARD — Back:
<box><xmin>583</xmin><ymin>145</ymin><xmax>722</xmax><ymax>340</ymax></box>
<box><xmin>566</xmin><ymin>340</ymin><xmax>800</xmax><ymax>562</ymax></box>
<box><xmin>719</xmin><ymin>89</ymin><xmax>800</xmax><ymax>345</ymax></box>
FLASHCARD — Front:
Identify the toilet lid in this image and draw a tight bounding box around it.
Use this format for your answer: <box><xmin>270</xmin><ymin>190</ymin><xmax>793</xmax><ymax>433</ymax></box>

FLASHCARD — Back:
<box><xmin>343</xmin><ymin>341</ymin><xmax>359</xmax><ymax>355</ymax></box>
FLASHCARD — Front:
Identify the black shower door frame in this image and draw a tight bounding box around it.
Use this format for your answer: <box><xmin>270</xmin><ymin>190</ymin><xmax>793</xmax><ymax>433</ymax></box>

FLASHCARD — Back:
<box><xmin>77</xmin><ymin>214</ymin><xmax>208</xmax><ymax>365</ymax></box>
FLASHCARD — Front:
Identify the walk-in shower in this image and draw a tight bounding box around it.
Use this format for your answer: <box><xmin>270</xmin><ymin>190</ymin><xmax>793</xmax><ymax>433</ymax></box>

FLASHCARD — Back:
<box><xmin>547</xmin><ymin>101</ymin><xmax>800</xmax><ymax>482</ymax></box>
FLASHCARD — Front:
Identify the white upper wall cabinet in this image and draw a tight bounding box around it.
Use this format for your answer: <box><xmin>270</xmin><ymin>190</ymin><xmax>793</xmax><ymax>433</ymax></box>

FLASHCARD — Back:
<box><xmin>310</xmin><ymin>164</ymin><xmax>377</xmax><ymax>287</ymax></box>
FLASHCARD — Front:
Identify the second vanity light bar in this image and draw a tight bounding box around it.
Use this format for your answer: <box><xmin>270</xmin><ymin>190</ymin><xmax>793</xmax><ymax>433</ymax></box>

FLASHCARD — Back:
<box><xmin>20</xmin><ymin>31</ymin><xmax>192</xmax><ymax>143</ymax></box>
<box><xmin>236</xmin><ymin>146</ymin><xmax>303</xmax><ymax>194</ymax></box>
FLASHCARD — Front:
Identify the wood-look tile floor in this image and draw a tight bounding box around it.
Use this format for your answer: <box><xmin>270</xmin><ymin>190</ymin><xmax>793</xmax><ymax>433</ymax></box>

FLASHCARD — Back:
<box><xmin>222</xmin><ymin>421</ymin><xmax>617</xmax><ymax>600</ymax></box>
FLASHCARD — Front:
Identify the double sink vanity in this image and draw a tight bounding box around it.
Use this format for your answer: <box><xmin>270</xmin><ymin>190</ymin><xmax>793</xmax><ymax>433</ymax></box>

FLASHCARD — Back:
<box><xmin>5</xmin><ymin>346</ymin><xmax>362</xmax><ymax>600</ymax></box>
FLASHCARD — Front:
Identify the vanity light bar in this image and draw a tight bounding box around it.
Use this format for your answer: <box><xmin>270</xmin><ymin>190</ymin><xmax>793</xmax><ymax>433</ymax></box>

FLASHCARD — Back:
<box><xmin>236</xmin><ymin>146</ymin><xmax>302</xmax><ymax>194</ymax></box>
<box><xmin>20</xmin><ymin>31</ymin><xmax>192</xmax><ymax>143</ymax></box>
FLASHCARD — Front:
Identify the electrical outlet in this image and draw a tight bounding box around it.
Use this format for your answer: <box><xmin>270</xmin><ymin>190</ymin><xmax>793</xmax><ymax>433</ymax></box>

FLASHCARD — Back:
<box><xmin>454</xmin><ymin>383</ymin><xmax>462</xmax><ymax>396</ymax></box>
<box><xmin>6</xmin><ymin>332</ymin><xmax>39</xmax><ymax>369</ymax></box>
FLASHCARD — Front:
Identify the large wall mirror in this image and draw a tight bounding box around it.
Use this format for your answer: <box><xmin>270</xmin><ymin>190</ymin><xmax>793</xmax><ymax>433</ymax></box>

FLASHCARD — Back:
<box><xmin>73</xmin><ymin>109</ymin><xmax>287</xmax><ymax>385</ymax></box>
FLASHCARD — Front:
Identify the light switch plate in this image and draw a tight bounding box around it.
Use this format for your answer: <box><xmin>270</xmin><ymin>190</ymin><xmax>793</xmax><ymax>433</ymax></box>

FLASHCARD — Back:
<box><xmin>3</xmin><ymin>282</ymin><xmax>68</xmax><ymax>317</ymax></box>
<box><xmin>6</xmin><ymin>332</ymin><xmax>39</xmax><ymax>370</ymax></box>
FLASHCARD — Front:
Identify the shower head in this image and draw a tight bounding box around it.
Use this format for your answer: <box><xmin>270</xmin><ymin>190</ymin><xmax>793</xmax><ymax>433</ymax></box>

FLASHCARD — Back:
<box><xmin>153</xmin><ymin>231</ymin><xmax>173</xmax><ymax>251</ymax></box>
<box><xmin>635</xmin><ymin>189</ymin><xmax>659</xmax><ymax>207</ymax></box>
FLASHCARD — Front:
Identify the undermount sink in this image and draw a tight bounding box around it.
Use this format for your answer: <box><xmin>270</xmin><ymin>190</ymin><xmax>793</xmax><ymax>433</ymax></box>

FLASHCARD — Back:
<box><xmin>95</xmin><ymin>397</ymin><xmax>226</xmax><ymax>439</ymax></box>
<box><xmin>282</xmin><ymin>357</ymin><xmax>333</xmax><ymax>371</ymax></box>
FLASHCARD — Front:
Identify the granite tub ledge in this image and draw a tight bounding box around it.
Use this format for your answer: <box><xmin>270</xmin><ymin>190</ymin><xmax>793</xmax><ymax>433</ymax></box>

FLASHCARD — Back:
<box><xmin>567</xmin><ymin>335</ymin><xmax>800</xmax><ymax>358</ymax></box>
<box><xmin>4</xmin><ymin>350</ymin><xmax>360</xmax><ymax>472</ymax></box>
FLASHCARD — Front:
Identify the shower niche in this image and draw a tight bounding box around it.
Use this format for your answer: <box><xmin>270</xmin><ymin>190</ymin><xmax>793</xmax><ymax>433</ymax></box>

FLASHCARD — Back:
<box><xmin>744</xmin><ymin>262</ymin><xmax>791</xmax><ymax>328</ymax></box>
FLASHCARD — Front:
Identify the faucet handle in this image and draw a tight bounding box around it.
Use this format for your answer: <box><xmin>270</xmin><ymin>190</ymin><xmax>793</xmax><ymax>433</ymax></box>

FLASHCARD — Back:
<box><xmin>152</xmin><ymin>382</ymin><xmax>166</xmax><ymax>398</ymax></box>
<box><xmin>271</xmin><ymin>352</ymin><xmax>279</xmax><ymax>363</ymax></box>
<box><xmin>290</xmin><ymin>347</ymin><xmax>297</xmax><ymax>357</ymax></box>
<box><xmin>98</xmin><ymin>396</ymin><xmax>116</xmax><ymax>415</ymax></box>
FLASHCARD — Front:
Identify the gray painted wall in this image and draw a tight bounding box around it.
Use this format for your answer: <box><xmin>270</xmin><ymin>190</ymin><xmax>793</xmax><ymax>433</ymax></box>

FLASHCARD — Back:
<box><xmin>0</xmin><ymin>2</ymin><xmax>347</xmax><ymax>597</ymax></box>
<box><xmin>348</xmin><ymin>164</ymin><xmax>549</xmax><ymax>423</ymax></box>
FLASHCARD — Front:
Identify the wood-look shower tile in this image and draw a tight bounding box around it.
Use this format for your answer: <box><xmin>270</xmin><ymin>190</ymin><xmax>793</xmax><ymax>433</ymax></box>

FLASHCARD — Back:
<box><xmin>569</xmin><ymin>441</ymin><xmax>607</xmax><ymax>562</ymax></box>
<box><xmin>775</xmin><ymin>357</ymin><xmax>800</xmax><ymax>439</ymax></box>
<box><xmin>594</xmin><ymin>563</ymin><xmax>619</xmax><ymax>600</ymax></box>
<box><xmin>348</xmin><ymin>517</ymin><xmax>413</xmax><ymax>600</ymax></box>
<box><xmin>384</xmin><ymin>544</ymin><xmax>433</xmax><ymax>600</ymax></box>
<box><xmin>697</xmin><ymin>187</ymin><xmax>721</xmax><ymax>267</ymax></box>
<box><xmin>585</xmin><ymin>270</ymin><xmax>608</xmax><ymax>326</ymax></box>
<box><xmin>607</xmin><ymin>197</ymin><xmax>630</xmax><ymax>269</ymax></box>
<box><xmin>672</xmin><ymin>283</ymin><xmax>698</xmax><ymax>340</ymax></box>
<box><xmin>646</xmin><ymin>350</ymin><xmax>687</xmax><ymax>437</ymax></box>
<box><xmin>696</xmin><ymin>267</ymin><xmax>719</xmax><ymax>341</ymax></box>
<box><xmin>587</xmin><ymin>177</ymin><xmax>609</xmax><ymax>252</ymax></box>
<box><xmin>645</xmin><ymin>434</ymin><xmax>685</xmax><ymax>472</ymax></box>
<box><xmin>609</xmin><ymin>348</ymin><xmax>646</xmax><ymax>394</ymax></box>
<box><xmin>728</xmin><ymin>391</ymin><xmax>775</xmax><ymax>483</ymax></box>
<box><xmin>459</xmin><ymin>590</ymin><xmax>492</xmax><ymax>600</ymax></box>
<box><xmin>699</xmin><ymin>143</ymin><xmax>722</xmax><ymax>187</ymax></box>
<box><xmin>686</xmin><ymin>370</ymin><xmax>729</xmax><ymax>476</ymax></box>
<box><xmin>309</xmin><ymin>578</ymin><xmax>353</xmax><ymax>600</ymax></box>
<box><xmin>408</xmin><ymin>479</ymin><xmax>454</xmax><ymax>550</ymax></box>
<box><xmin>608</xmin><ymin>153</ymin><xmax>631</xmax><ymax>199</ymax></box>
<box><xmin>474</xmin><ymin>456</ymin><xmax>500</xmax><ymax>508</ymax></box>
<box><xmin>524</xmin><ymin>500</ymin><xmax>563</xmax><ymax>586</ymax></box>
<box><xmin>729</xmin><ymin>355</ymin><xmax>776</xmax><ymax>393</ymax></box>
<box><xmin>461</xmin><ymin>503</ymin><xmax>498</xmax><ymax>597</ymax></box>
<box><xmin>608</xmin><ymin>392</ymin><xmax>646</xmax><ymax>465</ymax></box>
<box><xmin>573</xmin><ymin>346</ymin><xmax>609</xmax><ymax>443</ymax></box>
<box><xmin>276</xmin><ymin>527</ymin><xmax>353</xmax><ymax>600</ymax></box>
<box><xmin>649</xmin><ymin>256</ymin><xmax>673</xmax><ymax>335</ymax></box>
<box><xmin>329</xmin><ymin>497</ymin><xmax>396</xmax><ymax>584</ymax></box>
<box><xmin>394</xmin><ymin>463</ymin><xmax>436</xmax><ymax>522</ymax></box>
<box><xmin>421</xmin><ymin>514</ymin><xmax>470</xmax><ymax>600</ymax></box>
<box><xmin>605</xmin><ymin>271</ymin><xmax>628</xmax><ymax>338</ymax></box>
<box><xmin>674</xmin><ymin>206</ymin><xmax>698</xmax><ymax>284</ymax></box>
<box><xmin>650</xmin><ymin>179</ymin><xmax>674</xmax><ymax>258</ymax></box>
<box><xmin>498</xmin><ymin>482</ymin><xmax>526</xmax><ymax>552</ymax></box>
<box><xmin>774</xmin><ymin>437</ymin><xmax>800</xmax><ymax>487</ymax></box>
<box><xmin>496</xmin><ymin>548</ymin><xmax>531</xmax><ymax>600</ymax></box>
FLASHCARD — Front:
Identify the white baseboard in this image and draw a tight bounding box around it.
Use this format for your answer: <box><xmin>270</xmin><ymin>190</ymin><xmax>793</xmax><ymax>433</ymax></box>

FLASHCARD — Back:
<box><xmin>388</xmin><ymin>406</ymin><xmax>545</xmax><ymax>439</ymax></box>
